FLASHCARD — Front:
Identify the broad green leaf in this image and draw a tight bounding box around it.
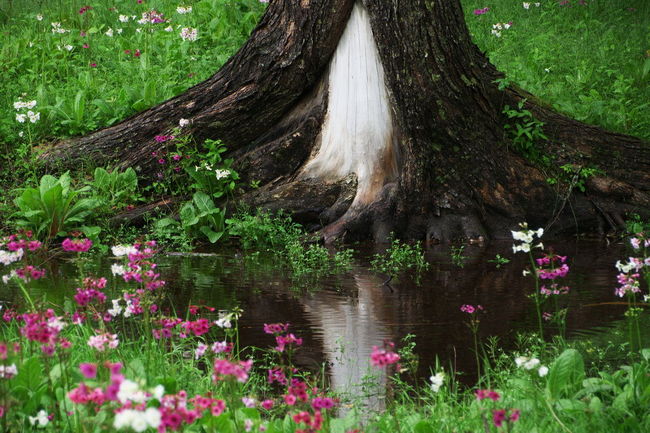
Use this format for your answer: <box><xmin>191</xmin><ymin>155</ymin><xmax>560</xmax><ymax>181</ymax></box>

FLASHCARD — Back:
<box><xmin>192</xmin><ymin>192</ymin><xmax>216</xmax><ymax>214</ymax></box>
<box><xmin>548</xmin><ymin>349</ymin><xmax>585</xmax><ymax>399</ymax></box>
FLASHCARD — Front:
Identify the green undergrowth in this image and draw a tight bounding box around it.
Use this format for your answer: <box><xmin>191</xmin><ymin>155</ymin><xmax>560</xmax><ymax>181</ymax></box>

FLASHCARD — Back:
<box><xmin>463</xmin><ymin>0</ymin><xmax>650</xmax><ymax>140</ymax></box>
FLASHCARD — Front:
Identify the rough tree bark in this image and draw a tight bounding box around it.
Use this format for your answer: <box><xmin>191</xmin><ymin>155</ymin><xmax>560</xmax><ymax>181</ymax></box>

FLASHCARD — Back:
<box><xmin>42</xmin><ymin>0</ymin><xmax>650</xmax><ymax>243</ymax></box>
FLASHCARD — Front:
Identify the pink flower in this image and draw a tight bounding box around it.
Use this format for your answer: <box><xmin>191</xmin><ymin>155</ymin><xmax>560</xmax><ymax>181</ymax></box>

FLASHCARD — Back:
<box><xmin>475</xmin><ymin>389</ymin><xmax>500</xmax><ymax>401</ymax></box>
<box><xmin>370</xmin><ymin>342</ymin><xmax>400</xmax><ymax>367</ymax></box>
<box><xmin>493</xmin><ymin>409</ymin><xmax>507</xmax><ymax>427</ymax></box>
<box><xmin>79</xmin><ymin>363</ymin><xmax>97</xmax><ymax>378</ymax></box>
<box><xmin>261</xmin><ymin>399</ymin><xmax>274</xmax><ymax>410</ymax></box>
<box><xmin>62</xmin><ymin>238</ymin><xmax>93</xmax><ymax>252</ymax></box>
<box><xmin>473</xmin><ymin>7</ymin><xmax>489</xmax><ymax>15</ymax></box>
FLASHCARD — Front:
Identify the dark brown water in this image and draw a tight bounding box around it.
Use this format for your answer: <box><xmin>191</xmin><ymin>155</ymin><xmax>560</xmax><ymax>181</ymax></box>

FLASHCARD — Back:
<box><xmin>1</xmin><ymin>239</ymin><xmax>632</xmax><ymax>395</ymax></box>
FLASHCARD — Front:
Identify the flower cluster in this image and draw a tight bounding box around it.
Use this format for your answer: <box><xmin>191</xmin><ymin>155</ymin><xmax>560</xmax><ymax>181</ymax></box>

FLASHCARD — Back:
<box><xmin>265</xmin><ymin>322</ymin><xmax>303</xmax><ymax>352</ymax></box>
<box><xmin>18</xmin><ymin>310</ymin><xmax>70</xmax><ymax>355</ymax></box>
<box><xmin>13</xmin><ymin>98</ymin><xmax>40</xmax><ymax>124</ymax></box>
<box><xmin>429</xmin><ymin>371</ymin><xmax>445</xmax><ymax>392</ymax></box>
<box><xmin>536</xmin><ymin>254</ymin><xmax>570</xmax><ymax>280</ymax></box>
<box><xmin>88</xmin><ymin>331</ymin><xmax>119</xmax><ymax>351</ymax></box>
<box><xmin>511</xmin><ymin>223</ymin><xmax>544</xmax><ymax>253</ymax></box>
<box><xmin>491</xmin><ymin>22</ymin><xmax>513</xmax><ymax>38</ymax></box>
<box><xmin>514</xmin><ymin>355</ymin><xmax>549</xmax><ymax>376</ymax></box>
<box><xmin>176</xmin><ymin>6</ymin><xmax>193</xmax><ymax>14</ymax></box>
<box><xmin>62</xmin><ymin>237</ymin><xmax>93</xmax><ymax>252</ymax></box>
<box><xmin>370</xmin><ymin>341</ymin><xmax>400</xmax><ymax>367</ymax></box>
<box><xmin>522</xmin><ymin>2</ymin><xmax>541</xmax><ymax>9</ymax></box>
<box><xmin>180</xmin><ymin>27</ymin><xmax>198</xmax><ymax>41</ymax></box>
<box><xmin>613</xmin><ymin>235</ymin><xmax>650</xmax><ymax>298</ymax></box>
<box><xmin>212</xmin><ymin>358</ymin><xmax>253</xmax><ymax>383</ymax></box>
<box><xmin>138</xmin><ymin>10</ymin><xmax>167</xmax><ymax>25</ymax></box>
<box><xmin>475</xmin><ymin>390</ymin><xmax>520</xmax><ymax>428</ymax></box>
<box><xmin>460</xmin><ymin>304</ymin><xmax>483</xmax><ymax>314</ymax></box>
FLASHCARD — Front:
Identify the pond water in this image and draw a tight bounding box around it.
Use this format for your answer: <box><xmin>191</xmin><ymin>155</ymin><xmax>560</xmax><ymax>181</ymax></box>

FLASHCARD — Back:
<box><xmin>1</xmin><ymin>239</ymin><xmax>631</xmax><ymax>401</ymax></box>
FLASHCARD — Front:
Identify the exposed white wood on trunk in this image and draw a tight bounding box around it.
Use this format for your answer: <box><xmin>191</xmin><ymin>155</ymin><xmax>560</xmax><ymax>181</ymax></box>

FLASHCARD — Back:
<box><xmin>301</xmin><ymin>1</ymin><xmax>397</xmax><ymax>205</ymax></box>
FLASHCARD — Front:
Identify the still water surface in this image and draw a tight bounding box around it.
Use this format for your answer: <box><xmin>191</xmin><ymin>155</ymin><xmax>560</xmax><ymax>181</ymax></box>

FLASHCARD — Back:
<box><xmin>2</xmin><ymin>239</ymin><xmax>630</xmax><ymax>398</ymax></box>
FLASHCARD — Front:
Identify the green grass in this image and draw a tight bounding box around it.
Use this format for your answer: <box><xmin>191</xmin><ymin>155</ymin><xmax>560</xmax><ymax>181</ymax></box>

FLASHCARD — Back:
<box><xmin>0</xmin><ymin>0</ymin><xmax>264</xmax><ymax>143</ymax></box>
<box><xmin>462</xmin><ymin>0</ymin><xmax>650</xmax><ymax>140</ymax></box>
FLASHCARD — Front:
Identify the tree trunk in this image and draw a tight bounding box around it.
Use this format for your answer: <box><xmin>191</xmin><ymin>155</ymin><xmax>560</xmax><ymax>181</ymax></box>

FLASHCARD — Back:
<box><xmin>41</xmin><ymin>0</ymin><xmax>650</xmax><ymax>243</ymax></box>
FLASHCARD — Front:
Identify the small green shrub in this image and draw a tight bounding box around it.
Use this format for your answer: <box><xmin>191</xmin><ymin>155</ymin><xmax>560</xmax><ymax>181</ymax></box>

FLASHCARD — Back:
<box><xmin>285</xmin><ymin>240</ymin><xmax>353</xmax><ymax>279</ymax></box>
<box><xmin>503</xmin><ymin>99</ymin><xmax>548</xmax><ymax>162</ymax></box>
<box><xmin>88</xmin><ymin>167</ymin><xmax>140</xmax><ymax>211</ymax></box>
<box><xmin>226</xmin><ymin>210</ymin><xmax>303</xmax><ymax>251</ymax></box>
<box><xmin>12</xmin><ymin>172</ymin><xmax>99</xmax><ymax>243</ymax></box>
<box><xmin>370</xmin><ymin>236</ymin><xmax>429</xmax><ymax>282</ymax></box>
<box><xmin>156</xmin><ymin>192</ymin><xmax>225</xmax><ymax>244</ymax></box>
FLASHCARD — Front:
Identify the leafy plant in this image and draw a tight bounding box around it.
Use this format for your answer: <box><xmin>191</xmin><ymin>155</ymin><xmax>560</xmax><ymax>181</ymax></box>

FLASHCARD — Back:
<box><xmin>488</xmin><ymin>253</ymin><xmax>510</xmax><ymax>268</ymax></box>
<box><xmin>503</xmin><ymin>99</ymin><xmax>548</xmax><ymax>162</ymax></box>
<box><xmin>370</xmin><ymin>236</ymin><xmax>429</xmax><ymax>283</ymax></box>
<box><xmin>186</xmin><ymin>139</ymin><xmax>239</xmax><ymax>199</ymax></box>
<box><xmin>12</xmin><ymin>172</ymin><xmax>99</xmax><ymax>243</ymax></box>
<box><xmin>226</xmin><ymin>210</ymin><xmax>303</xmax><ymax>251</ymax></box>
<box><xmin>285</xmin><ymin>240</ymin><xmax>353</xmax><ymax>279</ymax></box>
<box><xmin>450</xmin><ymin>245</ymin><xmax>467</xmax><ymax>267</ymax></box>
<box><xmin>158</xmin><ymin>192</ymin><xmax>226</xmax><ymax>244</ymax></box>
<box><xmin>88</xmin><ymin>167</ymin><xmax>140</xmax><ymax>211</ymax></box>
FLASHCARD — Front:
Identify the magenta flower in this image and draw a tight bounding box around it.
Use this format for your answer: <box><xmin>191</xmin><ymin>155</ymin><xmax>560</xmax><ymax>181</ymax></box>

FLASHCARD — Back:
<box><xmin>261</xmin><ymin>399</ymin><xmax>274</xmax><ymax>410</ymax></box>
<box><xmin>475</xmin><ymin>389</ymin><xmax>500</xmax><ymax>401</ymax></box>
<box><xmin>370</xmin><ymin>342</ymin><xmax>400</xmax><ymax>367</ymax></box>
<box><xmin>79</xmin><ymin>363</ymin><xmax>97</xmax><ymax>378</ymax></box>
<box><xmin>493</xmin><ymin>409</ymin><xmax>507</xmax><ymax>427</ymax></box>
<box><xmin>62</xmin><ymin>238</ymin><xmax>93</xmax><ymax>252</ymax></box>
<box><xmin>473</xmin><ymin>7</ymin><xmax>490</xmax><ymax>15</ymax></box>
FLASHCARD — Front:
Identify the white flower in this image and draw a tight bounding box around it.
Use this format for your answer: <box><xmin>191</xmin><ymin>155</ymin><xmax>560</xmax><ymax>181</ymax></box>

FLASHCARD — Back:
<box><xmin>136</xmin><ymin>28</ymin><xmax>142</xmax><ymax>33</ymax></box>
<box><xmin>164</xmin><ymin>26</ymin><xmax>173</xmax><ymax>32</ymax></box>
<box><xmin>242</xmin><ymin>397</ymin><xmax>256</xmax><ymax>408</ymax></box>
<box><xmin>16</xmin><ymin>113</ymin><xmax>27</xmax><ymax>123</ymax></box>
<box><xmin>36</xmin><ymin>14</ymin><xmax>43</xmax><ymax>21</ymax></box>
<box><xmin>18</xmin><ymin>131</ymin><xmax>24</xmax><ymax>138</ymax></box>
<box><xmin>523</xmin><ymin>357</ymin><xmax>540</xmax><ymax>370</ymax></box>
<box><xmin>523</xmin><ymin>2</ymin><xmax>531</xmax><ymax>9</ymax></box>
<box><xmin>119</xmin><ymin>14</ymin><xmax>129</xmax><ymax>22</ymax></box>
<box><xmin>0</xmin><ymin>363</ymin><xmax>18</xmax><ymax>379</ymax></box>
<box><xmin>503</xmin><ymin>23</ymin><xmax>511</xmax><ymax>29</ymax></box>
<box><xmin>48</xmin><ymin>316</ymin><xmax>66</xmax><ymax>331</ymax></box>
<box><xmin>105</xmin><ymin>28</ymin><xmax>114</xmax><ymax>37</ymax></box>
<box><xmin>215</xmin><ymin>318</ymin><xmax>231</xmax><ymax>328</ymax></box>
<box><xmin>538</xmin><ymin>365</ymin><xmax>549</xmax><ymax>377</ymax></box>
<box><xmin>117</xmin><ymin>28</ymin><xmax>123</xmax><ymax>34</ymax></box>
<box><xmin>112</xmin><ymin>245</ymin><xmax>138</xmax><ymax>257</ymax></box>
<box><xmin>644</xmin><ymin>294</ymin><xmax>650</xmax><ymax>303</ymax></box>
<box><xmin>180</xmin><ymin>27</ymin><xmax>198</xmax><ymax>41</ymax></box>
<box><xmin>27</xmin><ymin>111</ymin><xmax>40</xmax><ymax>123</ymax></box>
<box><xmin>0</xmin><ymin>249</ymin><xmax>23</xmax><ymax>265</ymax></box>
<box><xmin>114</xmin><ymin>408</ymin><xmax>161</xmax><ymax>432</ymax></box>
<box><xmin>522</xmin><ymin>269</ymin><xmax>530</xmax><ymax>276</ymax></box>
<box><xmin>118</xmin><ymin>380</ymin><xmax>147</xmax><ymax>404</ymax></box>
<box><xmin>64</xmin><ymin>44</ymin><xmax>73</xmax><ymax>51</ymax></box>
<box><xmin>215</xmin><ymin>169</ymin><xmax>230</xmax><ymax>180</ymax></box>
<box><xmin>512</xmin><ymin>243</ymin><xmax>530</xmax><ymax>253</ymax></box>
<box><xmin>177</xmin><ymin>6</ymin><xmax>193</xmax><ymax>14</ymax></box>
<box><xmin>515</xmin><ymin>356</ymin><xmax>541</xmax><ymax>370</ymax></box>
<box><xmin>108</xmin><ymin>299</ymin><xmax>123</xmax><ymax>317</ymax></box>
<box><xmin>544</xmin><ymin>68</ymin><xmax>551</xmax><ymax>73</ymax></box>
<box><xmin>429</xmin><ymin>372</ymin><xmax>445</xmax><ymax>392</ymax></box>
<box><xmin>615</xmin><ymin>260</ymin><xmax>634</xmax><ymax>274</ymax></box>
<box><xmin>534</xmin><ymin>2</ymin><xmax>541</xmax><ymax>6</ymax></box>
<box><xmin>151</xmin><ymin>385</ymin><xmax>165</xmax><ymax>400</ymax></box>
<box><xmin>144</xmin><ymin>408</ymin><xmax>162</xmax><ymax>428</ymax></box>
<box><xmin>28</xmin><ymin>410</ymin><xmax>49</xmax><ymax>427</ymax></box>
<box><xmin>111</xmin><ymin>263</ymin><xmax>126</xmax><ymax>276</ymax></box>
<box><xmin>179</xmin><ymin>118</ymin><xmax>190</xmax><ymax>127</ymax></box>
<box><xmin>511</xmin><ymin>230</ymin><xmax>534</xmax><ymax>243</ymax></box>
